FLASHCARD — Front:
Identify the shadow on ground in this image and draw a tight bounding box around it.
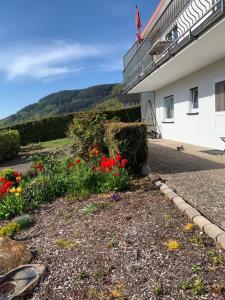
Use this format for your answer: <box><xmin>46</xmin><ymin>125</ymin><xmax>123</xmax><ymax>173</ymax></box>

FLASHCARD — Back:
<box><xmin>148</xmin><ymin>143</ymin><xmax>225</xmax><ymax>174</ymax></box>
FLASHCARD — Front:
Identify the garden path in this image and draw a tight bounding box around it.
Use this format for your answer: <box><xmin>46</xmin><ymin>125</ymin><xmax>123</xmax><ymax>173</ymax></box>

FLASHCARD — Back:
<box><xmin>0</xmin><ymin>148</ymin><xmax>53</xmax><ymax>174</ymax></box>
<box><xmin>0</xmin><ymin>154</ymin><xmax>31</xmax><ymax>174</ymax></box>
<box><xmin>148</xmin><ymin>139</ymin><xmax>225</xmax><ymax>230</ymax></box>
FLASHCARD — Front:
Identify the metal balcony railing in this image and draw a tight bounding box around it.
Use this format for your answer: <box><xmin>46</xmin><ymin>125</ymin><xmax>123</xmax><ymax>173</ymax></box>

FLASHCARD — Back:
<box><xmin>123</xmin><ymin>0</ymin><xmax>225</xmax><ymax>92</ymax></box>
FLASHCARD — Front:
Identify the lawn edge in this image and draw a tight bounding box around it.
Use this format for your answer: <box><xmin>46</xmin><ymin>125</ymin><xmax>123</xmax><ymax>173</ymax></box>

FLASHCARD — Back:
<box><xmin>153</xmin><ymin>179</ymin><xmax>225</xmax><ymax>249</ymax></box>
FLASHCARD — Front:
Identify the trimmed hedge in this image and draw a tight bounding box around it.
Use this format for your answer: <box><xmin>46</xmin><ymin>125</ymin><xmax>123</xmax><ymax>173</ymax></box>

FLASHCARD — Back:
<box><xmin>0</xmin><ymin>130</ymin><xmax>20</xmax><ymax>162</ymax></box>
<box><xmin>105</xmin><ymin>122</ymin><xmax>147</xmax><ymax>173</ymax></box>
<box><xmin>2</xmin><ymin>106</ymin><xmax>141</xmax><ymax>145</ymax></box>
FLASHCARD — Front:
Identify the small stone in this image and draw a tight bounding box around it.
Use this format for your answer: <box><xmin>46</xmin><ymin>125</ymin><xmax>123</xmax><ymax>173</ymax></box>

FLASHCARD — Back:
<box><xmin>0</xmin><ymin>238</ymin><xmax>32</xmax><ymax>275</ymax></box>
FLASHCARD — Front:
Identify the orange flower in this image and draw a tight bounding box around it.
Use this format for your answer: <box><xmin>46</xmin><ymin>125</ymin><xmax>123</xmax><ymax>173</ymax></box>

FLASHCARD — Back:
<box><xmin>90</xmin><ymin>147</ymin><xmax>100</xmax><ymax>156</ymax></box>
<box><xmin>183</xmin><ymin>223</ymin><xmax>194</xmax><ymax>232</ymax></box>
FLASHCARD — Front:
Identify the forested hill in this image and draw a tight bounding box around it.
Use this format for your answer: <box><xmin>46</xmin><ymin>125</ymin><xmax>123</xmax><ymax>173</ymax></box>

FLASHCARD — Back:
<box><xmin>0</xmin><ymin>83</ymin><xmax>121</xmax><ymax>126</ymax></box>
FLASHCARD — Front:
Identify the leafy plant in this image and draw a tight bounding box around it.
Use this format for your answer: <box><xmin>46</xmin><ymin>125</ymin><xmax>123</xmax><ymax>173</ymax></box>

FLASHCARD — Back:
<box><xmin>190</xmin><ymin>234</ymin><xmax>204</xmax><ymax>247</ymax></box>
<box><xmin>153</xmin><ymin>281</ymin><xmax>163</xmax><ymax>296</ymax></box>
<box><xmin>0</xmin><ymin>221</ymin><xmax>21</xmax><ymax>237</ymax></box>
<box><xmin>0</xmin><ymin>194</ymin><xmax>26</xmax><ymax>220</ymax></box>
<box><xmin>55</xmin><ymin>239</ymin><xmax>79</xmax><ymax>250</ymax></box>
<box><xmin>192</xmin><ymin>277</ymin><xmax>205</xmax><ymax>295</ymax></box>
<box><xmin>192</xmin><ymin>264</ymin><xmax>202</xmax><ymax>273</ymax></box>
<box><xmin>208</xmin><ymin>250</ymin><xmax>224</xmax><ymax>266</ymax></box>
<box><xmin>181</xmin><ymin>279</ymin><xmax>192</xmax><ymax>290</ymax></box>
<box><xmin>82</xmin><ymin>202</ymin><xmax>109</xmax><ymax>215</ymax></box>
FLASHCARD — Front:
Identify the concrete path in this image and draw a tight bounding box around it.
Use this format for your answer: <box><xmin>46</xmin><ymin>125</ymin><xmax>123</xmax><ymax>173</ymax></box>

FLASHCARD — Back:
<box><xmin>148</xmin><ymin>139</ymin><xmax>225</xmax><ymax>230</ymax></box>
<box><xmin>0</xmin><ymin>153</ymin><xmax>32</xmax><ymax>174</ymax></box>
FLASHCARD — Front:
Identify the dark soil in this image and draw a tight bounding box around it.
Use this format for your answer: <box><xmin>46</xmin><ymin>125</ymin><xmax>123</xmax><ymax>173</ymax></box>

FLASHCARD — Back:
<box><xmin>14</xmin><ymin>178</ymin><xmax>225</xmax><ymax>299</ymax></box>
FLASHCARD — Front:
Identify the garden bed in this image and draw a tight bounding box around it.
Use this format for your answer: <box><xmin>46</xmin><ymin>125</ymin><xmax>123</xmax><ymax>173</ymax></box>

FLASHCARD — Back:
<box><xmin>9</xmin><ymin>178</ymin><xmax>225</xmax><ymax>300</ymax></box>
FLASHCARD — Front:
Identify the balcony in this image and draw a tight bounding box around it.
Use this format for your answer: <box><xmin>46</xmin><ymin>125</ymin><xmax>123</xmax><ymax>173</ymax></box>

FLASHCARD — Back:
<box><xmin>123</xmin><ymin>0</ymin><xmax>225</xmax><ymax>93</ymax></box>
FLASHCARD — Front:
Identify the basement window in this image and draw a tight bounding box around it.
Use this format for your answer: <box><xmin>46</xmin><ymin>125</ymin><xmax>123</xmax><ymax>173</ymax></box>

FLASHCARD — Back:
<box><xmin>190</xmin><ymin>87</ymin><xmax>199</xmax><ymax>113</ymax></box>
<box><xmin>215</xmin><ymin>80</ymin><xmax>225</xmax><ymax>112</ymax></box>
<box><xmin>164</xmin><ymin>95</ymin><xmax>174</xmax><ymax>122</ymax></box>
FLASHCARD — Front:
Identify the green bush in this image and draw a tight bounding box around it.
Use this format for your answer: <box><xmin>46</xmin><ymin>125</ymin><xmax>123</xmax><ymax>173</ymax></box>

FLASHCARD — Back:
<box><xmin>0</xmin><ymin>130</ymin><xmax>20</xmax><ymax>162</ymax></box>
<box><xmin>105</xmin><ymin>122</ymin><xmax>147</xmax><ymax>173</ymax></box>
<box><xmin>69</xmin><ymin>113</ymin><xmax>106</xmax><ymax>158</ymax></box>
<box><xmin>1</xmin><ymin>106</ymin><xmax>141</xmax><ymax>145</ymax></box>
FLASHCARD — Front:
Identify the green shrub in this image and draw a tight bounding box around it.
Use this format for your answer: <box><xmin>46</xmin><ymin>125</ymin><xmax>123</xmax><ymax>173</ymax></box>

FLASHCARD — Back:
<box><xmin>1</xmin><ymin>106</ymin><xmax>141</xmax><ymax>145</ymax></box>
<box><xmin>69</xmin><ymin>113</ymin><xmax>106</xmax><ymax>158</ymax></box>
<box><xmin>105</xmin><ymin>122</ymin><xmax>147</xmax><ymax>173</ymax></box>
<box><xmin>0</xmin><ymin>130</ymin><xmax>20</xmax><ymax>162</ymax></box>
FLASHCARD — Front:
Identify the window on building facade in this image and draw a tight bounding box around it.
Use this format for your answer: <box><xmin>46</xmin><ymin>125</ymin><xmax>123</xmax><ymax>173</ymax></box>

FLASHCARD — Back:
<box><xmin>215</xmin><ymin>80</ymin><xmax>225</xmax><ymax>112</ymax></box>
<box><xmin>190</xmin><ymin>87</ymin><xmax>199</xmax><ymax>112</ymax></box>
<box><xmin>164</xmin><ymin>96</ymin><xmax>174</xmax><ymax>121</ymax></box>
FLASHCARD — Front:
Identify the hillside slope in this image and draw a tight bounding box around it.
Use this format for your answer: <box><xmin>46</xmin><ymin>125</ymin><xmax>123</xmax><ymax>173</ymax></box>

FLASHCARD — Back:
<box><xmin>0</xmin><ymin>83</ymin><xmax>121</xmax><ymax>126</ymax></box>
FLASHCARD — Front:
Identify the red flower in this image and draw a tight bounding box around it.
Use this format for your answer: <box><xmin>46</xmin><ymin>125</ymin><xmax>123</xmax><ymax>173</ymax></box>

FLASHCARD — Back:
<box><xmin>76</xmin><ymin>159</ymin><xmax>81</xmax><ymax>164</ymax></box>
<box><xmin>122</xmin><ymin>159</ymin><xmax>128</xmax><ymax>165</ymax></box>
<box><xmin>0</xmin><ymin>181</ymin><xmax>13</xmax><ymax>194</ymax></box>
<box><xmin>113</xmin><ymin>173</ymin><xmax>119</xmax><ymax>177</ymax></box>
<box><xmin>101</xmin><ymin>156</ymin><xmax>108</xmax><ymax>162</ymax></box>
<box><xmin>115</xmin><ymin>154</ymin><xmax>121</xmax><ymax>161</ymax></box>
<box><xmin>0</xmin><ymin>178</ymin><xmax>8</xmax><ymax>183</ymax></box>
<box><xmin>13</xmin><ymin>171</ymin><xmax>21</xmax><ymax>177</ymax></box>
<box><xmin>35</xmin><ymin>163</ymin><xmax>45</xmax><ymax>172</ymax></box>
<box><xmin>90</xmin><ymin>147</ymin><xmax>100</xmax><ymax>157</ymax></box>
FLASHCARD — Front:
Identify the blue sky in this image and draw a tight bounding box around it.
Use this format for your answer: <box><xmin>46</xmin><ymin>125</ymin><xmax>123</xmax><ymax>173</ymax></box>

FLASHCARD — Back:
<box><xmin>0</xmin><ymin>0</ymin><xmax>159</xmax><ymax>119</ymax></box>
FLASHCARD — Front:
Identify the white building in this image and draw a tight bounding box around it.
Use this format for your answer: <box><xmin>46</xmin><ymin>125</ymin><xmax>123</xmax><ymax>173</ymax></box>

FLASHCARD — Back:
<box><xmin>123</xmin><ymin>0</ymin><xmax>225</xmax><ymax>150</ymax></box>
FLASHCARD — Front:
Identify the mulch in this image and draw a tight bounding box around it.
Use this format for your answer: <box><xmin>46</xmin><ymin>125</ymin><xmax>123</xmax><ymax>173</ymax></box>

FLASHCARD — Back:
<box><xmin>12</xmin><ymin>178</ymin><xmax>225</xmax><ymax>299</ymax></box>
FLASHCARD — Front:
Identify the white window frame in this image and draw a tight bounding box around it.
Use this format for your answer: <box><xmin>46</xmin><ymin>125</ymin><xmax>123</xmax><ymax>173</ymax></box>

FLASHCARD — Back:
<box><xmin>215</xmin><ymin>80</ymin><xmax>225</xmax><ymax>112</ymax></box>
<box><xmin>164</xmin><ymin>95</ymin><xmax>174</xmax><ymax>122</ymax></box>
<box><xmin>190</xmin><ymin>87</ymin><xmax>199</xmax><ymax>113</ymax></box>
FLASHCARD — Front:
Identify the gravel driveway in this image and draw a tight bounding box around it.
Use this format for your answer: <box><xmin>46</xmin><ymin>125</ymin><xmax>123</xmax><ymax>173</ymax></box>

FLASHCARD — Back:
<box><xmin>148</xmin><ymin>139</ymin><xmax>225</xmax><ymax>230</ymax></box>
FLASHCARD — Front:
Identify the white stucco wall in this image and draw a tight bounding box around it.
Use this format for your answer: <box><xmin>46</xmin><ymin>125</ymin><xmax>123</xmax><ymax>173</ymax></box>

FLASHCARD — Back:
<box><xmin>155</xmin><ymin>57</ymin><xmax>225</xmax><ymax>150</ymax></box>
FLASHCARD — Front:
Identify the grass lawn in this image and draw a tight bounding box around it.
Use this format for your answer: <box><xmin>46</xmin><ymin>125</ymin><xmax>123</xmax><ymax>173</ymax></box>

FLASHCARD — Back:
<box><xmin>14</xmin><ymin>178</ymin><xmax>225</xmax><ymax>299</ymax></box>
<box><xmin>39</xmin><ymin>137</ymin><xmax>72</xmax><ymax>149</ymax></box>
<box><xmin>22</xmin><ymin>137</ymin><xmax>72</xmax><ymax>152</ymax></box>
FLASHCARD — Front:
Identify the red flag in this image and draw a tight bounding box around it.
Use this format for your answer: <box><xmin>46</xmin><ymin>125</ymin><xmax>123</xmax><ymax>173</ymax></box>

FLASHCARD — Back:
<box><xmin>135</xmin><ymin>5</ymin><xmax>142</xmax><ymax>31</ymax></box>
<box><xmin>135</xmin><ymin>5</ymin><xmax>143</xmax><ymax>43</ymax></box>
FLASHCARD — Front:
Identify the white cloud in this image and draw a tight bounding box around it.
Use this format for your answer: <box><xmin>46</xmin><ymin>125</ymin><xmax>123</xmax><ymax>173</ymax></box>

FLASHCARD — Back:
<box><xmin>0</xmin><ymin>41</ymin><xmax>107</xmax><ymax>81</ymax></box>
